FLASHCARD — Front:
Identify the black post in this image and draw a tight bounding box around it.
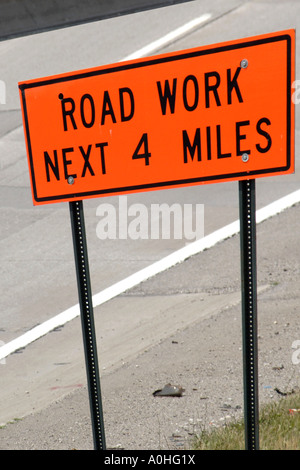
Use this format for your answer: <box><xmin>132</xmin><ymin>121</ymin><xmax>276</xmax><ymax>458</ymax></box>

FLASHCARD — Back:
<box><xmin>239</xmin><ymin>179</ymin><xmax>259</xmax><ymax>450</ymax></box>
<box><xmin>69</xmin><ymin>200</ymin><xmax>106</xmax><ymax>450</ymax></box>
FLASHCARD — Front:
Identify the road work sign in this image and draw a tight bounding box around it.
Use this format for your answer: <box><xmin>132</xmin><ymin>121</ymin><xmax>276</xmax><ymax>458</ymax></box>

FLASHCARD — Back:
<box><xmin>19</xmin><ymin>29</ymin><xmax>294</xmax><ymax>205</ymax></box>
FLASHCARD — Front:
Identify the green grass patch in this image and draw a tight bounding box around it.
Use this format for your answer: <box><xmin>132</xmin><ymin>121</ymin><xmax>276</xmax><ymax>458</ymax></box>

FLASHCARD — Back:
<box><xmin>193</xmin><ymin>392</ymin><xmax>300</xmax><ymax>450</ymax></box>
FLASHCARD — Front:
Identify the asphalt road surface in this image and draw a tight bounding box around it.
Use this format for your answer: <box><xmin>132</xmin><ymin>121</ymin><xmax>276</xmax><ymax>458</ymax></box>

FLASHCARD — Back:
<box><xmin>0</xmin><ymin>0</ymin><xmax>300</xmax><ymax>443</ymax></box>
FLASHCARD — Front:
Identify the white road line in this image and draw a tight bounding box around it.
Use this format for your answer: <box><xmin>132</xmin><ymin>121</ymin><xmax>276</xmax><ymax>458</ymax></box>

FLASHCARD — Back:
<box><xmin>1</xmin><ymin>188</ymin><xmax>300</xmax><ymax>361</ymax></box>
<box><xmin>121</xmin><ymin>13</ymin><xmax>212</xmax><ymax>61</ymax></box>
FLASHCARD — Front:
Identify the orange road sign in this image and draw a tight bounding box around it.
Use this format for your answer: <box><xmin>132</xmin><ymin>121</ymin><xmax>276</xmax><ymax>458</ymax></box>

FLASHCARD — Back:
<box><xmin>19</xmin><ymin>29</ymin><xmax>295</xmax><ymax>205</ymax></box>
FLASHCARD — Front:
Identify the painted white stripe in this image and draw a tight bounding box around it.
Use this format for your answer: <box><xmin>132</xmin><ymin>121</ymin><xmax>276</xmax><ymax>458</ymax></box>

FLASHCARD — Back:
<box><xmin>255</xmin><ymin>189</ymin><xmax>300</xmax><ymax>223</ymax></box>
<box><xmin>121</xmin><ymin>13</ymin><xmax>212</xmax><ymax>61</ymax></box>
<box><xmin>1</xmin><ymin>188</ymin><xmax>300</xmax><ymax>361</ymax></box>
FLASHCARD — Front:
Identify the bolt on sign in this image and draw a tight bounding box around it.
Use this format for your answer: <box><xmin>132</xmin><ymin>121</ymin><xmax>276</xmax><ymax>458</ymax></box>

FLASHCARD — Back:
<box><xmin>19</xmin><ymin>29</ymin><xmax>295</xmax><ymax>206</ymax></box>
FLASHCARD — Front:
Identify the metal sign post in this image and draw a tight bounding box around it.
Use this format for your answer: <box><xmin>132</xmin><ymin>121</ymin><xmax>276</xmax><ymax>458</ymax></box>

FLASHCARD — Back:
<box><xmin>239</xmin><ymin>179</ymin><xmax>259</xmax><ymax>450</ymax></box>
<box><xmin>69</xmin><ymin>200</ymin><xmax>106</xmax><ymax>450</ymax></box>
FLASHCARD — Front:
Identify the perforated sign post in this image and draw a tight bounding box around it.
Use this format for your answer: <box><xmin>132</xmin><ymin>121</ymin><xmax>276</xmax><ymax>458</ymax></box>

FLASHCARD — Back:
<box><xmin>19</xmin><ymin>29</ymin><xmax>294</xmax><ymax>450</ymax></box>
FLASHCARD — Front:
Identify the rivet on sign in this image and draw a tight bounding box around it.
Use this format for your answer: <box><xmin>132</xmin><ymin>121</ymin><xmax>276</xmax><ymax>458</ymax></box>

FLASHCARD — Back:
<box><xmin>242</xmin><ymin>153</ymin><xmax>249</xmax><ymax>162</ymax></box>
<box><xmin>67</xmin><ymin>176</ymin><xmax>75</xmax><ymax>185</ymax></box>
<box><xmin>240</xmin><ymin>59</ymin><xmax>248</xmax><ymax>69</ymax></box>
